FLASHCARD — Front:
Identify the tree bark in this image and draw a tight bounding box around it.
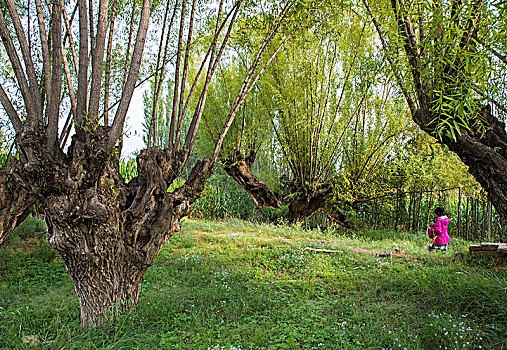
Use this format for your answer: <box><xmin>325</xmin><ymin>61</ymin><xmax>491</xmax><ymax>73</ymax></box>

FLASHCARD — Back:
<box><xmin>222</xmin><ymin>150</ymin><xmax>280</xmax><ymax>208</ymax></box>
<box><xmin>413</xmin><ymin>106</ymin><xmax>507</xmax><ymax>224</ymax></box>
<box><xmin>285</xmin><ymin>183</ymin><xmax>354</xmax><ymax>228</ymax></box>
<box><xmin>9</xmin><ymin>127</ymin><xmax>213</xmax><ymax>327</ymax></box>
<box><xmin>46</xmin><ymin>218</ymin><xmax>148</xmax><ymax>328</ymax></box>
<box><xmin>0</xmin><ymin>167</ymin><xmax>36</xmax><ymax>245</ymax></box>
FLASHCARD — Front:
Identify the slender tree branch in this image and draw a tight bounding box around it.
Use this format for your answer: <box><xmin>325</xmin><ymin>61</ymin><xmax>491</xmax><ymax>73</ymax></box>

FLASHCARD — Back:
<box><xmin>320</xmin><ymin>85</ymin><xmax>370</xmax><ymax>180</ymax></box>
<box><xmin>60</xmin><ymin>33</ymin><xmax>78</xmax><ymax>123</ymax></box>
<box><xmin>316</xmin><ymin>24</ymin><xmax>366</xmax><ymax>179</ymax></box>
<box><xmin>183</xmin><ymin>0</ymin><xmax>242</xmax><ymax>154</ymax></box>
<box><xmin>89</xmin><ymin>0</ymin><xmax>95</xmax><ymax>60</ymax></box>
<box><xmin>35</xmin><ymin>0</ymin><xmax>53</xmax><ymax>100</ymax></box>
<box><xmin>154</xmin><ymin>0</ymin><xmax>179</xmax><ymax>113</ymax></box>
<box><xmin>4</xmin><ymin>0</ymin><xmax>42</xmax><ymax>120</ymax></box>
<box><xmin>148</xmin><ymin>0</ymin><xmax>176</xmax><ymax>147</ymax></box>
<box><xmin>0</xmin><ymin>84</ymin><xmax>23</xmax><ymax>133</ymax></box>
<box><xmin>391</xmin><ymin>0</ymin><xmax>429</xmax><ymax>112</ymax></box>
<box><xmin>362</xmin><ymin>0</ymin><xmax>416</xmax><ymax>114</ymax></box>
<box><xmin>168</xmin><ymin>0</ymin><xmax>188</xmax><ymax>150</ymax></box>
<box><xmin>181</xmin><ymin>0</ymin><xmax>232</xmax><ymax>120</ymax></box>
<box><xmin>62</xmin><ymin>0</ymin><xmax>80</xmax><ymax>72</ymax></box>
<box><xmin>211</xmin><ymin>5</ymin><xmax>297</xmax><ymax>163</ymax></box>
<box><xmin>122</xmin><ymin>3</ymin><xmax>137</xmax><ymax>89</ymax></box>
<box><xmin>103</xmin><ymin>0</ymin><xmax>118</xmax><ymax>126</ymax></box>
<box><xmin>76</xmin><ymin>0</ymin><xmax>89</xmax><ymax>127</ymax></box>
<box><xmin>88</xmin><ymin>0</ymin><xmax>110</xmax><ymax>120</ymax></box>
<box><xmin>59</xmin><ymin>109</ymin><xmax>73</xmax><ymax>147</ymax></box>
<box><xmin>0</xmin><ymin>9</ymin><xmax>36</xmax><ymax>122</ymax></box>
<box><xmin>108</xmin><ymin>0</ymin><xmax>153</xmax><ymax>151</ymax></box>
<box><xmin>47</xmin><ymin>0</ymin><xmax>63</xmax><ymax>149</ymax></box>
<box><xmin>174</xmin><ymin>0</ymin><xmax>198</xmax><ymax>150</ymax></box>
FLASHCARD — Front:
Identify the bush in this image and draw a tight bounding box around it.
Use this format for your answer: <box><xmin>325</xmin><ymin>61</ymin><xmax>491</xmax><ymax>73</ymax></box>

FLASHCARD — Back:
<box><xmin>191</xmin><ymin>174</ymin><xmax>263</xmax><ymax>221</ymax></box>
<box><xmin>11</xmin><ymin>215</ymin><xmax>46</xmax><ymax>241</ymax></box>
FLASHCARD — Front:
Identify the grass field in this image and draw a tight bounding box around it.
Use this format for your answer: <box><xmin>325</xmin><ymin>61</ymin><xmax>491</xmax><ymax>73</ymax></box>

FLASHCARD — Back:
<box><xmin>0</xmin><ymin>218</ymin><xmax>506</xmax><ymax>349</ymax></box>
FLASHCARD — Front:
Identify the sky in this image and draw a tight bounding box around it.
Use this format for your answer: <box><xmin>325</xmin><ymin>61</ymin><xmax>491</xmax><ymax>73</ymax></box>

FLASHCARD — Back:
<box><xmin>121</xmin><ymin>85</ymin><xmax>148</xmax><ymax>158</ymax></box>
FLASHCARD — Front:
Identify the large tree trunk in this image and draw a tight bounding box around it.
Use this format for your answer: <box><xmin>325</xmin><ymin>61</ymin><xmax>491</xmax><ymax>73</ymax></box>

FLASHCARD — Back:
<box><xmin>285</xmin><ymin>183</ymin><xmax>354</xmax><ymax>228</ymax></box>
<box><xmin>222</xmin><ymin>150</ymin><xmax>280</xmax><ymax>208</ymax></box>
<box><xmin>414</xmin><ymin>105</ymin><xmax>507</xmax><ymax>224</ymax></box>
<box><xmin>9</xmin><ymin>128</ymin><xmax>213</xmax><ymax>327</ymax></box>
<box><xmin>46</xmin><ymin>218</ymin><xmax>148</xmax><ymax>328</ymax></box>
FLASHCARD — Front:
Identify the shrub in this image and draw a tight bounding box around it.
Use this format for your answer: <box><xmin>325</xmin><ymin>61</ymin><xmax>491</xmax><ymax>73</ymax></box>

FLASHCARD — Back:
<box><xmin>191</xmin><ymin>174</ymin><xmax>261</xmax><ymax>221</ymax></box>
<box><xmin>11</xmin><ymin>215</ymin><xmax>46</xmax><ymax>241</ymax></box>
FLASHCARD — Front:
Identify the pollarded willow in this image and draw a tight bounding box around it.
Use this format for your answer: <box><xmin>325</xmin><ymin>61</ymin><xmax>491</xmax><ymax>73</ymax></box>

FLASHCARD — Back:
<box><xmin>0</xmin><ymin>0</ymin><xmax>299</xmax><ymax>327</ymax></box>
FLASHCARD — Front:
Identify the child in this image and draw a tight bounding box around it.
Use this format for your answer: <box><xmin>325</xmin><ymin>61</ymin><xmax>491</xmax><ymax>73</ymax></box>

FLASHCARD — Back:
<box><xmin>427</xmin><ymin>207</ymin><xmax>450</xmax><ymax>252</ymax></box>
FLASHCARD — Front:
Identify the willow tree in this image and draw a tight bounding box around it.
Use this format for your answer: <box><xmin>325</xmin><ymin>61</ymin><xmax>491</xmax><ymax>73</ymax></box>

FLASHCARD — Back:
<box><xmin>199</xmin><ymin>60</ymin><xmax>282</xmax><ymax>208</ymax></box>
<box><xmin>363</xmin><ymin>0</ymin><xmax>507</xmax><ymax>223</ymax></box>
<box><xmin>339</xmin><ymin>76</ymin><xmax>412</xmax><ymax>202</ymax></box>
<box><xmin>202</xmin><ymin>10</ymin><xmax>410</xmax><ymax>225</ymax></box>
<box><xmin>269</xmin><ymin>30</ymin><xmax>410</xmax><ymax>224</ymax></box>
<box><xmin>0</xmin><ymin>0</ymin><xmax>296</xmax><ymax>327</ymax></box>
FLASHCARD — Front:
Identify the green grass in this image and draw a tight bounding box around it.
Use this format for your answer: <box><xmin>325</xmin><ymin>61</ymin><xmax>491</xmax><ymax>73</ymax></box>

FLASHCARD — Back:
<box><xmin>0</xmin><ymin>218</ymin><xmax>506</xmax><ymax>349</ymax></box>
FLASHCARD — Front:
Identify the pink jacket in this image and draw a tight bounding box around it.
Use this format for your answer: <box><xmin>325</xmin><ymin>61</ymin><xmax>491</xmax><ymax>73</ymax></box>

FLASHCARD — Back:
<box><xmin>428</xmin><ymin>215</ymin><xmax>450</xmax><ymax>245</ymax></box>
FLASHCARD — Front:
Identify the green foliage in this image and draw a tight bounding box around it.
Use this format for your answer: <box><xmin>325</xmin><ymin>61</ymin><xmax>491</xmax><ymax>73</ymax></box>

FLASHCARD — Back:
<box><xmin>9</xmin><ymin>215</ymin><xmax>46</xmax><ymax>241</ymax></box>
<box><xmin>395</xmin><ymin>130</ymin><xmax>478</xmax><ymax>192</ymax></box>
<box><xmin>119</xmin><ymin>158</ymin><xmax>138</xmax><ymax>183</ymax></box>
<box><xmin>368</xmin><ymin>0</ymin><xmax>507</xmax><ymax>139</ymax></box>
<box><xmin>191</xmin><ymin>173</ymin><xmax>263</xmax><ymax>221</ymax></box>
<box><xmin>1</xmin><ymin>218</ymin><xmax>506</xmax><ymax>349</ymax></box>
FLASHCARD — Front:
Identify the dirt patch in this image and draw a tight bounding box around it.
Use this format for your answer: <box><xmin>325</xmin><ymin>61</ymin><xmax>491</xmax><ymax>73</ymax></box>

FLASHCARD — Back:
<box><xmin>346</xmin><ymin>246</ymin><xmax>452</xmax><ymax>260</ymax></box>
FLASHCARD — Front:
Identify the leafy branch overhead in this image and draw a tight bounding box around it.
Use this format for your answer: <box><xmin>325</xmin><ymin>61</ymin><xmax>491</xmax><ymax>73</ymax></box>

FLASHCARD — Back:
<box><xmin>363</xmin><ymin>0</ymin><xmax>507</xmax><ymax>223</ymax></box>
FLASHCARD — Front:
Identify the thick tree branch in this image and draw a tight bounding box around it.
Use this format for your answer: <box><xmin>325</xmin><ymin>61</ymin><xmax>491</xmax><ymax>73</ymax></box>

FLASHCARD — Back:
<box><xmin>0</xmin><ymin>169</ymin><xmax>36</xmax><ymax>246</ymax></box>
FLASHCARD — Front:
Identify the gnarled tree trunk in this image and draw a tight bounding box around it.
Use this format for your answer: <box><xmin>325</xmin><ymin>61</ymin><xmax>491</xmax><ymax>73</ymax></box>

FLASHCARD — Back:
<box><xmin>47</xmin><ymin>218</ymin><xmax>148</xmax><ymax>327</ymax></box>
<box><xmin>0</xmin><ymin>167</ymin><xmax>36</xmax><ymax>245</ymax></box>
<box><xmin>285</xmin><ymin>183</ymin><xmax>354</xmax><ymax>228</ymax></box>
<box><xmin>222</xmin><ymin>150</ymin><xmax>354</xmax><ymax>227</ymax></box>
<box><xmin>0</xmin><ymin>0</ymin><xmax>294</xmax><ymax>328</ymax></box>
<box><xmin>222</xmin><ymin>150</ymin><xmax>280</xmax><ymax>208</ymax></box>
<box><xmin>414</xmin><ymin>106</ymin><xmax>507</xmax><ymax>223</ymax></box>
<box><xmin>14</xmin><ymin>128</ymin><xmax>213</xmax><ymax>327</ymax></box>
